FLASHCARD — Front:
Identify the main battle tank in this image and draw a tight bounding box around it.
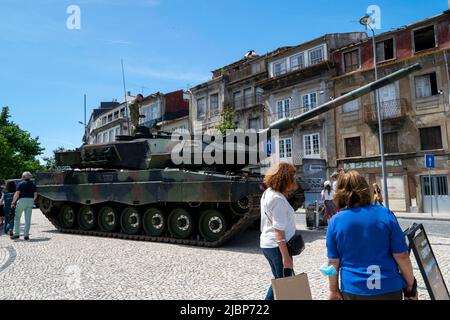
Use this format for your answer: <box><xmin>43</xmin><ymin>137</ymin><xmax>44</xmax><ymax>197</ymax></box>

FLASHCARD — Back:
<box><xmin>36</xmin><ymin>64</ymin><xmax>420</xmax><ymax>247</ymax></box>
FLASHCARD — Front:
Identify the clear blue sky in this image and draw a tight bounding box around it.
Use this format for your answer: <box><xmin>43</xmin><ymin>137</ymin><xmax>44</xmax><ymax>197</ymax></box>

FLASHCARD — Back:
<box><xmin>0</xmin><ymin>0</ymin><xmax>446</xmax><ymax>159</ymax></box>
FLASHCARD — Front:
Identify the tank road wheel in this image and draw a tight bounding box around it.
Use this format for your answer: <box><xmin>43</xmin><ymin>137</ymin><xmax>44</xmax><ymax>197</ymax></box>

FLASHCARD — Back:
<box><xmin>121</xmin><ymin>207</ymin><xmax>141</xmax><ymax>235</ymax></box>
<box><xmin>59</xmin><ymin>204</ymin><xmax>77</xmax><ymax>229</ymax></box>
<box><xmin>98</xmin><ymin>206</ymin><xmax>119</xmax><ymax>233</ymax></box>
<box><xmin>229</xmin><ymin>196</ymin><xmax>253</xmax><ymax>216</ymax></box>
<box><xmin>78</xmin><ymin>206</ymin><xmax>96</xmax><ymax>231</ymax></box>
<box><xmin>199</xmin><ymin>210</ymin><xmax>228</xmax><ymax>242</ymax></box>
<box><xmin>168</xmin><ymin>208</ymin><xmax>194</xmax><ymax>239</ymax></box>
<box><xmin>143</xmin><ymin>208</ymin><xmax>166</xmax><ymax>237</ymax></box>
<box><xmin>39</xmin><ymin>197</ymin><xmax>53</xmax><ymax>214</ymax></box>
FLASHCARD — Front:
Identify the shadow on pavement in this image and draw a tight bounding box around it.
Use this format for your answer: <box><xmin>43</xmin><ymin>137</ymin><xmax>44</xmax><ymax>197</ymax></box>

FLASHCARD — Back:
<box><xmin>217</xmin><ymin>227</ymin><xmax>327</xmax><ymax>255</ymax></box>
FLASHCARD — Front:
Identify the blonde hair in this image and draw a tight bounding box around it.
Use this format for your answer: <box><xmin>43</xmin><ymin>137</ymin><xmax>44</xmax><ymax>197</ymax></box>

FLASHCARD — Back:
<box><xmin>264</xmin><ymin>163</ymin><xmax>297</xmax><ymax>195</ymax></box>
<box><xmin>22</xmin><ymin>171</ymin><xmax>33</xmax><ymax>180</ymax></box>
<box><xmin>334</xmin><ymin>171</ymin><xmax>371</xmax><ymax>209</ymax></box>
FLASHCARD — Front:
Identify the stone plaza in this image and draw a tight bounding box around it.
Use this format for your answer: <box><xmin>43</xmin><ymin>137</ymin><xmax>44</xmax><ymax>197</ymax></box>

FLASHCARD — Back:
<box><xmin>0</xmin><ymin>209</ymin><xmax>449</xmax><ymax>300</ymax></box>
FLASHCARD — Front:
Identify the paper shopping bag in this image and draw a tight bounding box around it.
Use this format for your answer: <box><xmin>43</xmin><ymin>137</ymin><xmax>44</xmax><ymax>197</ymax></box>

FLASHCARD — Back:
<box><xmin>271</xmin><ymin>273</ymin><xmax>312</xmax><ymax>300</ymax></box>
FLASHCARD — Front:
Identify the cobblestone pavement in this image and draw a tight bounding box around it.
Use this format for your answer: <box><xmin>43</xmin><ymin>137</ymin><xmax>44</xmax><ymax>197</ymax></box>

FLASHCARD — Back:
<box><xmin>0</xmin><ymin>209</ymin><xmax>448</xmax><ymax>300</ymax></box>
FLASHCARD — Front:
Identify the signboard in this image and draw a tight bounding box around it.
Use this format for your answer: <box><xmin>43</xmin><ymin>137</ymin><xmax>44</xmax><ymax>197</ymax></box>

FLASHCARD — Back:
<box><xmin>344</xmin><ymin>159</ymin><xmax>402</xmax><ymax>170</ymax></box>
<box><xmin>303</xmin><ymin>159</ymin><xmax>327</xmax><ymax>192</ymax></box>
<box><xmin>405</xmin><ymin>224</ymin><xmax>450</xmax><ymax>300</ymax></box>
<box><xmin>425</xmin><ymin>154</ymin><xmax>435</xmax><ymax>169</ymax></box>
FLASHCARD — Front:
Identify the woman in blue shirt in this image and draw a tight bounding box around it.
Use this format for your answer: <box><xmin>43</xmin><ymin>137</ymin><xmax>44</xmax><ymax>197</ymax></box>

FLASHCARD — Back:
<box><xmin>0</xmin><ymin>180</ymin><xmax>16</xmax><ymax>235</ymax></box>
<box><xmin>326</xmin><ymin>171</ymin><xmax>417</xmax><ymax>300</ymax></box>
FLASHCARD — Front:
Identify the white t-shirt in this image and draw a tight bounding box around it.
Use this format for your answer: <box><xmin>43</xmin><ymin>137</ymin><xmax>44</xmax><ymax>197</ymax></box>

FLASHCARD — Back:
<box><xmin>332</xmin><ymin>181</ymin><xmax>337</xmax><ymax>192</ymax></box>
<box><xmin>321</xmin><ymin>189</ymin><xmax>335</xmax><ymax>201</ymax></box>
<box><xmin>260</xmin><ymin>188</ymin><xmax>297</xmax><ymax>249</ymax></box>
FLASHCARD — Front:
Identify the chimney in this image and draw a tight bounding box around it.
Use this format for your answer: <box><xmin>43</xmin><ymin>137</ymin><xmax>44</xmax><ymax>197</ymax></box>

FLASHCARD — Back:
<box><xmin>127</xmin><ymin>91</ymin><xmax>131</xmax><ymax>96</ymax></box>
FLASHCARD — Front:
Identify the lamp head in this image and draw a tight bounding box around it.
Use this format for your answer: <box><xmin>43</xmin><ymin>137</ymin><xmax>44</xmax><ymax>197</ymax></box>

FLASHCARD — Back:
<box><xmin>359</xmin><ymin>15</ymin><xmax>372</xmax><ymax>27</ymax></box>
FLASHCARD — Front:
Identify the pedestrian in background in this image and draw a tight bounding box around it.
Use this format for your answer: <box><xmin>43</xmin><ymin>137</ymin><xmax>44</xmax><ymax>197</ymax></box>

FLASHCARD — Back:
<box><xmin>321</xmin><ymin>181</ymin><xmax>336</xmax><ymax>222</ymax></box>
<box><xmin>11</xmin><ymin>172</ymin><xmax>37</xmax><ymax>240</ymax></box>
<box><xmin>325</xmin><ymin>171</ymin><xmax>417</xmax><ymax>300</ymax></box>
<box><xmin>331</xmin><ymin>172</ymin><xmax>339</xmax><ymax>193</ymax></box>
<box><xmin>373</xmin><ymin>183</ymin><xmax>384</xmax><ymax>206</ymax></box>
<box><xmin>0</xmin><ymin>180</ymin><xmax>16</xmax><ymax>236</ymax></box>
<box><xmin>260</xmin><ymin>163</ymin><xmax>298</xmax><ymax>300</ymax></box>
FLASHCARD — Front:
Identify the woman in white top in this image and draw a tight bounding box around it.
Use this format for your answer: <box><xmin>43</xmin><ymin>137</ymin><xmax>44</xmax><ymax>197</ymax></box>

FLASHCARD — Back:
<box><xmin>321</xmin><ymin>181</ymin><xmax>337</xmax><ymax>221</ymax></box>
<box><xmin>260</xmin><ymin>163</ymin><xmax>298</xmax><ymax>300</ymax></box>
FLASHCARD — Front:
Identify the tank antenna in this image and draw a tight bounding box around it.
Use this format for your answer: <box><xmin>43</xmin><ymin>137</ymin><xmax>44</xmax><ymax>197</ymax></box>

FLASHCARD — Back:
<box><xmin>121</xmin><ymin>59</ymin><xmax>131</xmax><ymax>136</ymax></box>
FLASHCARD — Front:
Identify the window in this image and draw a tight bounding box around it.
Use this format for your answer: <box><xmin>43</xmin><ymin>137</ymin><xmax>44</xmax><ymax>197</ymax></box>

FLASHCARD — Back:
<box><xmin>150</xmin><ymin>103</ymin><xmax>159</xmax><ymax>120</ymax></box>
<box><xmin>304</xmin><ymin>133</ymin><xmax>320</xmax><ymax>158</ymax></box>
<box><xmin>302</xmin><ymin>93</ymin><xmax>318</xmax><ymax>113</ymax></box>
<box><xmin>243</xmin><ymin>88</ymin><xmax>252</xmax><ymax>107</ymax></box>
<box><xmin>277</xmin><ymin>99</ymin><xmax>291</xmax><ymax>119</ymax></box>
<box><xmin>420</xmin><ymin>126</ymin><xmax>443</xmax><ymax>150</ymax></box>
<box><xmin>415</xmin><ymin>73</ymin><xmax>438</xmax><ymax>99</ymax></box>
<box><xmin>120</xmin><ymin>108</ymin><xmax>126</xmax><ymax>118</ymax></box>
<box><xmin>252</xmin><ymin>62</ymin><xmax>262</xmax><ymax>74</ymax></box>
<box><xmin>376</xmin><ymin>38</ymin><xmax>395</xmax><ymax>62</ymax></box>
<box><xmin>248</xmin><ymin>118</ymin><xmax>261</xmax><ymax>131</ymax></box>
<box><xmin>279</xmin><ymin>138</ymin><xmax>292</xmax><ymax>159</ymax></box>
<box><xmin>109</xmin><ymin>129</ymin><xmax>114</xmax><ymax>142</ymax></box>
<box><xmin>383</xmin><ymin>132</ymin><xmax>399</xmax><ymax>154</ymax></box>
<box><xmin>114</xmin><ymin>111</ymin><xmax>119</xmax><ymax>120</ymax></box>
<box><xmin>97</xmin><ymin>134</ymin><xmax>102</xmax><ymax>144</ymax></box>
<box><xmin>345</xmin><ymin>137</ymin><xmax>362</xmax><ymax>157</ymax></box>
<box><xmin>273</xmin><ymin>59</ymin><xmax>287</xmax><ymax>76</ymax></box>
<box><xmin>103</xmin><ymin>132</ymin><xmax>108</xmax><ymax>143</ymax></box>
<box><xmin>290</xmin><ymin>53</ymin><xmax>305</xmax><ymax>71</ymax></box>
<box><xmin>423</xmin><ymin>176</ymin><xmax>449</xmax><ymax>196</ymax></box>
<box><xmin>344</xmin><ymin>49</ymin><xmax>360</xmax><ymax>73</ymax></box>
<box><xmin>309</xmin><ymin>46</ymin><xmax>325</xmax><ymax>65</ymax></box>
<box><xmin>414</xmin><ymin>25</ymin><xmax>436</xmax><ymax>52</ymax></box>
<box><xmin>197</xmin><ymin>98</ymin><xmax>206</xmax><ymax>119</ymax></box>
<box><xmin>210</xmin><ymin>94</ymin><xmax>219</xmax><ymax>115</ymax></box>
<box><xmin>233</xmin><ymin>91</ymin><xmax>242</xmax><ymax>109</ymax></box>
<box><xmin>108</xmin><ymin>114</ymin><xmax>113</xmax><ymax>122</ymax></box>
<box><xmin>140</xmin><ymin>106</ymin><xmax>149</xmax><ymax>124</ymax></box>
<box><xmin>115</xmin><ymin>127</ymin><xmax>121</xmax><ymax>138</ymax></box>
<box><xmin>342</xmin><ymin>92</ymin><xmax>359</xmax><ymax>113</ymax></box>
<box><xmin>102</xmin><ymin>117</ymin><xmax>107</xmax><ymax>125</ymax></box>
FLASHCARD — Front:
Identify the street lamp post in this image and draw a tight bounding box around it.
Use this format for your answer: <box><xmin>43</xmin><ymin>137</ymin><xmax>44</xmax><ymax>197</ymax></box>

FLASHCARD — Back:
<box><xmin>360</xmin><ymin>15</ymin><xmax>390</xmax><ymax>209</ymax></box>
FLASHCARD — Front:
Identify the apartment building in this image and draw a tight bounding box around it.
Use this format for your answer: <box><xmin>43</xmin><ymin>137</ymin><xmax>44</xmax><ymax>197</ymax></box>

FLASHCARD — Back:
<box><xmin>256</xmin><ymin>33</ymin><xmax>366</xmax><ymax>202</ymax></box>
<box><xmin>331</xmin><ymin>11</ymin><xmax>450</xmax><ymax>214</ymax></box>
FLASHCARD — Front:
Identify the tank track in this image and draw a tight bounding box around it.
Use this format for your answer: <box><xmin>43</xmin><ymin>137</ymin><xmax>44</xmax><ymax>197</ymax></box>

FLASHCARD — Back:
<box><xmin>41</xmin><ymin>197</ymin><xmax>261</xmax><ymax>248</ymax></box>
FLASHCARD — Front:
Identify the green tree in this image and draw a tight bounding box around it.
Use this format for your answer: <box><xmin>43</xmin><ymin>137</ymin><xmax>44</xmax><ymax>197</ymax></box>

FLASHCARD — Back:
<box><xmin>42</xmin><ymin>147</ymin><xmax>68</xmax><ymax>170</ymax></box>
<box><xmin>217</xmin><ymin>108</ymin><xmax>237</xmax><ymax>136</ymax></box>
<box><xmin>0</xmin><ymin>106</ymin><xmax>44</xmax><ymax>179</ymax></box>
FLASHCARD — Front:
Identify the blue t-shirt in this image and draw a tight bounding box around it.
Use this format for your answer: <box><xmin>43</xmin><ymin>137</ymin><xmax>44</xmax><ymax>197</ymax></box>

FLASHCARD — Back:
<box><xmin>17</xmin><ymin>180</ymin><xmax>37</xmax><ymax>199</ymax></box>
<box><xmin>326</xmin><ymin>205</ymin><xmax>409</xmax><ymax>296</ymax></box>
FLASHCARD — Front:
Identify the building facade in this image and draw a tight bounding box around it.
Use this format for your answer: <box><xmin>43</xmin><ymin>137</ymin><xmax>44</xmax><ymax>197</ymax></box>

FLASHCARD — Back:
<box><xmin>257</xmin><ymin>33</ymin><xmax>366</xmax><ymax>203</ymax></box>
<box><xmin>331</xmin><ymin>11</ymin><xmax>450</xmax><ymax>214</ymax></box>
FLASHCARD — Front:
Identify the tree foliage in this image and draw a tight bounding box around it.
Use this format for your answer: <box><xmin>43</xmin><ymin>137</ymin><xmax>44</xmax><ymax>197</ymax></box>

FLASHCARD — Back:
<box><xmin>217</xmin><ymin>108</ymin><xmax>237</xmax><ymax>136</ymax></box>
<box><xmin>0</xmin><ymin>106</ymin><xmax>44</xmax><ymax>180</ymax></box>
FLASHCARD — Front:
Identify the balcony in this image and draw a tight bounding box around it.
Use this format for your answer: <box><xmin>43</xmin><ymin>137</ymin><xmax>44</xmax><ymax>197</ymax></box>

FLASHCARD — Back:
<box><xmin>231</xmin><ymin>93</ymin><xmax>263</xmax><ymax>110</ymax></box>
<box><xmin>363</xmin><ymin>98</ymin><xmax>408</xmax><ymax>128</ymax></box>
<box><xmin>228</xmin><ymin>64</ymin><xmax>266</xmax><ymax>83</ymax></box>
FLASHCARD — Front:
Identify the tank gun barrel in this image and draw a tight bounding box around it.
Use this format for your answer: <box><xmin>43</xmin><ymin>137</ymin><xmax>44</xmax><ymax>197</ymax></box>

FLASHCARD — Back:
<box><xmin>262</xmin><ymin>63</ymin><xmax>422</xmax><ymax>133</ymax></box>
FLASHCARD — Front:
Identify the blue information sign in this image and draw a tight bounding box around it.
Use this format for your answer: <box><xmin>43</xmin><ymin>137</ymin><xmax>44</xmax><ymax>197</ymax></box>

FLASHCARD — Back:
<box><xmin>266</xmin><ymin>139</ymin><xmax>273</xmax><ymax>156</ymax></box>
<box><xmin>425</xmin><ymin>154</ymin><xmax>435</xmax><ymax>169</ymax></box>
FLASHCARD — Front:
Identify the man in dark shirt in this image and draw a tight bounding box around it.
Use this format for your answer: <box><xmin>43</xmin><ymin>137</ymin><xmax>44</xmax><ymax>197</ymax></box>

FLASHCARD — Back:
<box><xmin>11</xmin><ymin>172</ymin><xmax>37</xmax><ymax>240</ymax></box>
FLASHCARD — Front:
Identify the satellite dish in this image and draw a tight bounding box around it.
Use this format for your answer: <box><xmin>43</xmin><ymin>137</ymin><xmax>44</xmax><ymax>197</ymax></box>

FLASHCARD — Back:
<box><xmin>359</xmin><ymin>15</ymin><xmax>372</xmax><ymax>26</ymax></box>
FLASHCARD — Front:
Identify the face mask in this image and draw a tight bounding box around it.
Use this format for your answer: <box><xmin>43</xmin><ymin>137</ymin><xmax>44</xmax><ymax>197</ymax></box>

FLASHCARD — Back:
<box><xmin>320</xmin><ymin>263</ymin><xmax>338</xmax><ymax>277</ymax></box>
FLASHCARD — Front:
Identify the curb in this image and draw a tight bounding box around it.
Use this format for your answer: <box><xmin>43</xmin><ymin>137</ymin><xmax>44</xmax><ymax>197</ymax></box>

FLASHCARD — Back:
<box><xmin>395</xmin><ymin>215</ymin><xmax>450</xmax><ymax>222</ymax></box>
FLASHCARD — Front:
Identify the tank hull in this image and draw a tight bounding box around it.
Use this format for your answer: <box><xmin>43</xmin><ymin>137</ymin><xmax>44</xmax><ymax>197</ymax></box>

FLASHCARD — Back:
<box><xmin>36</xmin><ymin>169</ymin><xmax>264</xmax><ymax>247</ymax></box>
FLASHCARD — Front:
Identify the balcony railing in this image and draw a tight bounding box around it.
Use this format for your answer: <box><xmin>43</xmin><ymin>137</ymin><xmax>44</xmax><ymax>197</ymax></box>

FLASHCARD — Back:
<box><xmin>228</xmin><ymin>64</ymin><xmax>266</xmax><ymax>83</ymax></box>
<box><xmin>231</xmin><ymin>93</ymin><xmax>263</xmax><ymax>110</ymax></box>
<box><xmin>363</xmin><ymin>98</ymin><xmax>408</xmax><ymax>124</ymax></box>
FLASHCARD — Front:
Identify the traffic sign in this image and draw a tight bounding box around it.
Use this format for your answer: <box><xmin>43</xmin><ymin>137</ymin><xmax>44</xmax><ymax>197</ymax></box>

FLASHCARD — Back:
<box><xmin>266</xmin><ymin>139</ymin><xmax>273</xmax><ymax>156</ymax></box>
<box><xmin>425</xmin><ymin>154</ymin><xmax>435</xmax><ymax>169</ymax></box>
